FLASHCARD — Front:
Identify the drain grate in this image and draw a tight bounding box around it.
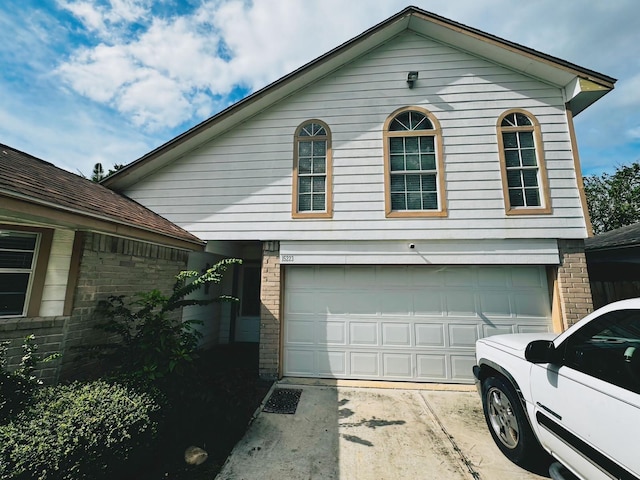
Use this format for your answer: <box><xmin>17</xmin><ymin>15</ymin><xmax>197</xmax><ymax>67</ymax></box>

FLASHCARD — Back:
<box><xmin>263</xmin><ymin>388</ymin><xmax>302</xmax><ymax>414</ymax></box>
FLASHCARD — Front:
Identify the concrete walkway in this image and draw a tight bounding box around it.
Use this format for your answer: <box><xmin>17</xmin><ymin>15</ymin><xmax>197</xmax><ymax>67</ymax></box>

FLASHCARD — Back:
<box><xmin>215</xmin><ymin>381</ymin><xmax>550</xmax><ymax>480</ymax></box>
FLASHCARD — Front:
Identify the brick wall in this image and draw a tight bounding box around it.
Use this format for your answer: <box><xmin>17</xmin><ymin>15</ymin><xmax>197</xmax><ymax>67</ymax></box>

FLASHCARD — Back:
<box><xmin>556</xmin><ymin>239</ymin><xmax>594</xmax><ymax>328</ymax></box>
<box><xmin>259</xmin><ymin>241</ymin><xmax>281</xmax><ymax>380</ymax></box>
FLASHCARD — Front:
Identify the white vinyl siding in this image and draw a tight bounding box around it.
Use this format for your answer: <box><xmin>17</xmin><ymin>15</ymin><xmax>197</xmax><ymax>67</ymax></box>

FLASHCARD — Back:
<box><xmin>40</xmin><ymin>229</ymin><xmax>74</xmax><ymax>317</ymax></box>
<box><xmin>122</xmin><ymin>31</ymin><xmax>585</xmax><ymax>241</ymax></box>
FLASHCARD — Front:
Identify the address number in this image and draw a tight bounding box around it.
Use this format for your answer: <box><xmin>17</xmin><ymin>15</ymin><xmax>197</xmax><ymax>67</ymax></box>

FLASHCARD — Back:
<box><xmin>281</xmin><ymin>255</ymin><xmax>295</xmax><ymax>262</ymax></box>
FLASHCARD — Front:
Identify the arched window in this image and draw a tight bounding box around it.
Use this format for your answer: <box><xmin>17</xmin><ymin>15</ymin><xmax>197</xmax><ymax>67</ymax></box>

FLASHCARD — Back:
<box><xmin>497</xmin><ymin>110</ymin><xmax>550</xmax><ymax>214</ymax></box>
<box><xmin>383</xmin><ymin>107</ymin><xmax>446</xmax><ymax>217</ymax></box>
<box><xmin>292</xmin><ymin>120</ymin><xmax>332</xmax><ymax>218</ymax></box>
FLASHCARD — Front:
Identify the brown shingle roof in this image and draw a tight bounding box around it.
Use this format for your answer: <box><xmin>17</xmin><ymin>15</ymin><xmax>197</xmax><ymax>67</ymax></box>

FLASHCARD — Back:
<box><xmin>585</xmin><ymin>222</ymin><xmax>640</xmax><ymax>251</ymax></box>
<box><xmin>0</xmin><ymin>144</ymin><xmax>203</xmax><ymax>248</ymax></box>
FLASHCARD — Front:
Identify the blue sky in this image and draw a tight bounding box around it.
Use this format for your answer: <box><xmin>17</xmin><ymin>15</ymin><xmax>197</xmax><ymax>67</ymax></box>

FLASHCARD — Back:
<box><xmin>1</xmin><ymin>0</ymin><xmax>639</xmax><ymax>177</ymax></box>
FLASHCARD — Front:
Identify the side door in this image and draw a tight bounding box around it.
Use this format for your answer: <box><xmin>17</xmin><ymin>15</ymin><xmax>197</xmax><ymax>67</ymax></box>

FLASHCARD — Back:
<box><xmin>529</xmin><ymin>309</ymin><xmax>640</xmax><ymax>480</ymax></box>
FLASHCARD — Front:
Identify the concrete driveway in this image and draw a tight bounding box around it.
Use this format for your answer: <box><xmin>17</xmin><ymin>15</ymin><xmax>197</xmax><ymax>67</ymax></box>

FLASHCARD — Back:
<box><xmin>215</xmin><ymin>380</ymin><xmax>550</xmax><ymax>480</ymax></box>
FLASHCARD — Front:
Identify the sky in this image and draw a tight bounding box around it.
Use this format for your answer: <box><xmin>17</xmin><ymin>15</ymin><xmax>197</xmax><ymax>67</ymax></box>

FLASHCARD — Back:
<box><xmin>1</xmin><ymin>0</ymin><xmax>639</xmax><ymax>178</ymax></box>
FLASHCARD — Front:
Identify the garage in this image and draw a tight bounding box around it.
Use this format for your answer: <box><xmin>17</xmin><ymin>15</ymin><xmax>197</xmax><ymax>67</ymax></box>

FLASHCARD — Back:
<box><xmin>283</xmin><ymin>265</ymin><xmax>552</xmax><ymax>382</ymax></box>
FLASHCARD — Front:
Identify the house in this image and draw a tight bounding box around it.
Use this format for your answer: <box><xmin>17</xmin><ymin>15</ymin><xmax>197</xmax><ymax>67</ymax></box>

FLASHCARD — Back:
<box><xmin>103</xmin><ymin>7</ymin><xmax>615</xmax><ymax>383</ymax></box>
<box><xmin>0</xmin><ymin>144</ymin><xmax>205</xmax><ymax>383</ymax></box>
<box><xmin>586</xmin><ymin>222</ymin><xmax>640</xmax><ymax>308</ymax></box>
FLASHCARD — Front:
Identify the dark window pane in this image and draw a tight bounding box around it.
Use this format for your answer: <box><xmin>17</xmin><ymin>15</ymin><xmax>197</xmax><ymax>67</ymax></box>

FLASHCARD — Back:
<box><xmin>406</xmin><ymin>155</ymin><xmax>420</xmax><ymax>170</ymax></box>
<box><xmin>312</xmin><ymin>194</ymin><xmax>326</xmax><ymax>211</ymax></box>
<box><xmin>299</xmin><ymin>124</ymin><xmax>312</xmax><ymax>136</ymax></box>
<box><xmin>515</xmin><ymin>113</ymin><xmax>532</xmax><ymax>126</ymax></box>
<box><xmin>411</xmin><ymin>112</ymin><xmax>432</xmax><ymax>130</ymax></box>
<box><xmin>405</xmin><ymin>137</ymin><xmax>419</xmax><ymax>154</ymax></box>
<box><xmin>391</xmin><ymin>193</ymin><xmax>406</xmax><ymax>210</ymax></box>
<box><xmin>298</xmin><ymin>157</ymin><xmax>311</xmax><ymax>174</ymax></box>
<box><xmin>312</xmin><ymin>124</ymin><xmax>326</xmax><ymax>136</ymax></box>
<box><xmin>509</xmin><ymin>189</ymin><xmax>525</xmax><ymax>207</ymax></box>
<box><xmin>423</xmin><ymin>192</ymin><xmax>438</xmax><ymax>209</ymax></box>
<box><xmin>519</xmin><ymin>131</ymin><xmax>534</xmax><ymax>148</ymax></box>
<box><xmin>501</xmin><ymin>113</ymin><xmax>516</xmax><ymax>127</ymax></box>
<box><xmin>313</xmin><ymin>141</ymin><xmax>326</xmax><ymax>156</ymax></box>
<box><xmin>390</xmin><ymin>154</ymin><xmax>404</xmax><ymax>171</ymax></box>
<box><xmin>0</xmin><ymin>252</ymin><xmax>34</xmax><ymax>269</ymax></box>
<box><xmin>507</xmin><ymin>170</ymin><xmax>522</xmax><ymax>187</ymax></box>
<box><xmin>422</xmin><ymin>174</ymin><xmax>436</xmax><ymax>192</ymax></box>
<box><xmin>298</xmin><ymin>194</ymin><xmax>311</xmax><ymax>211</ymax></box>
<box><xmin>0</xmin><ymin>273</ymin><xmax>29</xmax><ymax>316</ymax></box>
<box><xmin>389</xmin><ymin>137</ymin><xmax>404</xmax><ymax>154</ymax></box>
<box><xmin>525</xmin><ymin>188</ymin><xmax>541</xmax><ymax>206</ymax></box>
<box><xmin>502</xmin><ymin>132</ymin><xmax>518</xmax><ymax>148</ymax></box>
<box><xmin>419</xmin><ymin>136</ymin><xmax>435</xmax><ymax>153</ymax></box>
<box><xmin>312</xmin><ymin>158</ymin><xmax>325</xmax><ymax>174</ymax></box>
<box><xmin>299</xmin><ymin>141</ymin><xmax>312</xmax><ymax>156</ymax></box>
<box><xmin>522</xmin><ymin>169</ymin><xmax>539</xmax><ymax>187</ymax></box>
<box><xmin>521</xmin><ymin>149</ymin><xmax>537</xmax><ymax>166</ymax></box>
<box><xmin>391</xmin><ymin>175</ymin><xmax>405</xmax><ymax>192</ymax></box>
<box><xmin>504</xmin><ymin>150</ymin><xmax>520</xmax><ymax>168</ymax></box>
<box><xmin>406</xmin><ymin>175</ymin><xmax>421</xmax><ymax>192</ymax></box>
<box><xmin>312</xmin><ymin>176</ymin><xmax>326</xmax><ymax>193</ymax></box>
<box><xmin>0</xmin><ymin>233</ymin><xmax>37</xmax><ymax>250</ymax></box>
<box><xmin>407</xmin><ymin>193</ymin><xmax>422</xmax><ymax>209</ymax></box>
<box><xmin>420</xmin><ymin>154</ymin><xmax>436</xmax><ymax>170</ymax></box>
<box><xmin>299</xmin><ymin>177</ymin><xmax>311</xmax><ymax>194</ymax></box>
<box><xmin>390</xmin><ymin>112</ymin><xmax>410</xmax><ymax>131</ymax></box>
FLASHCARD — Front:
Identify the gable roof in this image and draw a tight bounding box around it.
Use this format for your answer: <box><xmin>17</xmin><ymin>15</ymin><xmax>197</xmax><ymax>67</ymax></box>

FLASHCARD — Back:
<box><xmin>0</xmin><ymin>144</ymin><xmax>204</xmax><ymax>250</ymax></box>
<box><xmin>585</xmin><ymin>222</ymin><xmax>640</xmax><ymax>251</ymax></box>
<box><xmin>103</xmin><ymin>5</ymin><xmax>616</xmax><ymax>191</ymax></box>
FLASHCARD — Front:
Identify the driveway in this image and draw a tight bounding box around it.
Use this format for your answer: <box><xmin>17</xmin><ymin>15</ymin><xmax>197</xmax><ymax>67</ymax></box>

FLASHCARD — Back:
<box><xmin>215</xmin><ymin>380</ymin><xmax>550</xmax><ymax>480</ymax></box>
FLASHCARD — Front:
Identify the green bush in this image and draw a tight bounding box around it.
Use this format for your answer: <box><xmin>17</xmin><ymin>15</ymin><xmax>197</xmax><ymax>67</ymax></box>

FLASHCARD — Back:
<box><xmin>0</xmin><ymin>380</ymin><xmax>161</xmax><ymax>480</ymax></box>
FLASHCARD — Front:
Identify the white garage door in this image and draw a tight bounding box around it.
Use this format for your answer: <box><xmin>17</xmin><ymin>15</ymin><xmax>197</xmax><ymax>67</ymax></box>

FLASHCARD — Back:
<box><xmin>283</xmin><ymin>265</ymin><xmax>552</xmax><ymax>383</ymax></box>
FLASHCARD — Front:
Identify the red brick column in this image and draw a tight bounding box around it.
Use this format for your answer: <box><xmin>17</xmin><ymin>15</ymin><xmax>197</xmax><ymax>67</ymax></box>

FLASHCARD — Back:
<box><xmin>259</xmin><ymin>241</ymin><xmax>281</xmax><ymax>379</ymax></box>
<box><xmin>556</xmin><ymin>239</ymin><xmax>594</xmax><ymax>328</ymax></box>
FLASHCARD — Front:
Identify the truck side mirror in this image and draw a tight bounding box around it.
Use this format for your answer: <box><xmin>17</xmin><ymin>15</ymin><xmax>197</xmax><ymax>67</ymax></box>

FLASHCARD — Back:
<box><xmin>525</xmin><ymin>340</ymin><xmax>558</xmax><ymax>364</ymax></box>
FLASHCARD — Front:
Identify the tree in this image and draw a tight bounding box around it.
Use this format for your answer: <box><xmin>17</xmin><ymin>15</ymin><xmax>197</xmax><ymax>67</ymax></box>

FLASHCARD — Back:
<box><xmin>584</xmin><ymin>161</ymin><xmax>640</xmax><ymax>235</ymax></box>
<box><xmin>89</xmin><ymin>163</ymin><xmax>126</xmax><ymax>182</ymax></box>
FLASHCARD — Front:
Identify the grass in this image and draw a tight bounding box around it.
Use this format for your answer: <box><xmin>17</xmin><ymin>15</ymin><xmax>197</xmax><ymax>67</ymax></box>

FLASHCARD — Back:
<box><xmin>130</xmin><ymin>343</ymin><xmax>273</xmax><ymax>480</ymax></box>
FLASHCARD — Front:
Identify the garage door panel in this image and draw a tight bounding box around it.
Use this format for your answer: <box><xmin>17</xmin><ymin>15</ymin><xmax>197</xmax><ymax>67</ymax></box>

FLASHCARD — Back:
<box><xmin>287</xmin><ymin>320</ymin><xmax>315</xmax><ymax>344</ymax></box>
<box><xmin>415</xmin><ymin>324</ymin><xmax>445</xmax><ymax>347</ymax></box>
<box><xmin>382</xmin><ymin>323</ymin><xmax>411</xmax><ymax>346</ymax></box>
<box><xmin>350</xmin><ymin>322</ymin><xmax>378</xmax><ymax>345</ymax></box>
<box><xmin>448</xmin><ymin>324</ymin><xmax>479</xmax><ymax>348</ymax></box>
<box><xmin>416</xmin><ymin>354</ymin><xmax>447</xmax><ymax>379</ymax></box>
<box><xmin>383</xmin><ymin>354</ymin><xmax>412</xmax><ymax>378</ymax></box>
<box><xmin>351</xmin><ymin>352</ymin><xmax>379</xmax><ymax>376</ymax></box>
<box><xmin>318</xmin><ymin>321</ymin><xmax>347</xmax><ymax>345</ymax></box>
<box><xmin>284</xmin><ymin>265</ymin><xmax>552</xmax><ymax>383</ymax></box>
<box><xmin>318</xmin><ymin>351</ymin><xmax>346</xmax><ymax>376</ymax></box>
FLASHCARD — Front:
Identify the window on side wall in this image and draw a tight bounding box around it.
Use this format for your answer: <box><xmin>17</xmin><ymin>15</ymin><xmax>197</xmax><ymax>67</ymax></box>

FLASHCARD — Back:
<box><xmin>0</xmin><ymin>230</ymin><xmax>40</xmax><ymax>317</ymax></box>
<box><xmin>292</xmin><ymin>120</ymin><xmax>332</xmax><ymax>218</ymax></box>
<box><xmin>383</xmin><ymin>107</ymin><xmax>446</xmax><ymax>217</ymax></box>
<box><xmin>497</xmin><ymin>110</ymin><xmax>551</xmax><ymax>214</ymax></box>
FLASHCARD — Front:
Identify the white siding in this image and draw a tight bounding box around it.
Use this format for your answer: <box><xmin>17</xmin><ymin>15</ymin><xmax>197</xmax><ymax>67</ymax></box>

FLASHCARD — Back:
<box><xmin>123</xmin><ymin>31</ymin><xmax>586</xmax><ymax>241</ymax></box>
<box><xmin>39</xmin><ymin>229</ymin><xmax>74</xmax><ymax>317</ymax></box>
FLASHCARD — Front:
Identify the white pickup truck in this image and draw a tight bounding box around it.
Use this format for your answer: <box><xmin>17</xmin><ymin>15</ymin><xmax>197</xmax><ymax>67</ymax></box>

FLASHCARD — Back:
<box><xmin>473</xmin><ymin>298</ymin><xmax>640</xmax><ymax>480</ymax></box>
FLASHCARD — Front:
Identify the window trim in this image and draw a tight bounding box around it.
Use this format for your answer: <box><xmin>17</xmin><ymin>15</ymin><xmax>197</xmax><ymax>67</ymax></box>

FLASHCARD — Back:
<box><xmin>383</xmin><ymin>106</ymin><xmax>447</xmax><ymax>218</ymax></box>
<box><xmin>0</xmin><ymin>225</ymin><xmax>53</xmax><ymax>318</ymax></box>
<box><xmin>292</xmin><ymin>119</ymin><xmax>333</xmax><ymax>219</ymax></box>
<box><xmin>497</xmin><ymin>109</ymin><xmax>551</xmax><ymax>215</ymax></box>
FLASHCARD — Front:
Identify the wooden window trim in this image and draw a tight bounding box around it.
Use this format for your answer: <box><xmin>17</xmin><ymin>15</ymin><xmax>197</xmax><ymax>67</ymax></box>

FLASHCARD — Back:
<box><xmin>497</xmin><ymin>109</ymin><xmax>551</xmax><ymax>215</ymax></box>
<box><xmin>292</xmin><ymin>119</ymin><xmax>333</xmax><ymax>219</ymax></box>
<box><xmin>383</xmin><ymin>106</ymin><xmax>447</xmax><ymax>218</ymax></box>
<box><xmin>0</xmin><ymin>224</ymin><xmax>53</xmax><ymax>318</ymax></box>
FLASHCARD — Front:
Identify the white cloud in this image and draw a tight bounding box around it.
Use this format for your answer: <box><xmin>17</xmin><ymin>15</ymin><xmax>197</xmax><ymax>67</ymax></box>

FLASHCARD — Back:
<box><xmin>57</xmin><ymin>0</ymin><xmax>150</xmax><ymax>40</ymax></box>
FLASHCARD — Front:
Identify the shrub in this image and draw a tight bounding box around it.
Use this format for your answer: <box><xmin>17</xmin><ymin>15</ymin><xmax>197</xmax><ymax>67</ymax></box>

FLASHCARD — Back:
<box><xmin>90</xmin><ymin>258</ymin><xmax>240</xmax><ymax>384</ymax></box>
<box><xmin>0</xmin><ymin>380</ymin><xmax>160</xmax><ymax>480</ymax></box>
<box><xmin>0</xmin><ymin>335</ymin><xmax>56</xmax><ymax>423</ymax></box>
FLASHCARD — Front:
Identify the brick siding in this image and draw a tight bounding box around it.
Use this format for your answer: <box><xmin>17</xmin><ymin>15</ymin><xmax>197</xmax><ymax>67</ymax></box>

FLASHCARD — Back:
<box><xmin>556</xmin><ymin>239</ymin><xmax>594</xmax><ymax>328</ymax></box>
<box><xmin>259</xmin><ymin>241</ymin><xmax>281</xmax><ymax>379</ymax></box>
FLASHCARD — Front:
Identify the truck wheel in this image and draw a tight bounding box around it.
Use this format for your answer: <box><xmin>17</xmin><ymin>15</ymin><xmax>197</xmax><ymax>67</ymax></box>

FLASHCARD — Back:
<box><xmin>481</xmin><ymin>375</ymin><xmax>542</xmax><ymax>466</ymax></box>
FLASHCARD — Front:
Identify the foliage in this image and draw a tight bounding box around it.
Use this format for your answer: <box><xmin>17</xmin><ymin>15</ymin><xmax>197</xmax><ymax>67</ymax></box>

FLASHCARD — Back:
<box><xmin>0</xmin><ymin>335</ymin><xmax>59</xmax><ymax>422</ymax></box>
<box><xmin>89</xmin><ymin>162</ymin><xmax>126</xmax><ymax>182</ymax></box>
<box><xmin>0</xmin><ymin>380</ymin><xmax>161</xmax><ymax>480</ymax></box>
<box><xmin>584</xmin><ymin>161</ymin><xmax>640</xmax><ymax>234</ymax></box>
<box><xmin>91</xmin><ymin>258</ymin><xmax>240</xmax><ymax>383</ymax></box>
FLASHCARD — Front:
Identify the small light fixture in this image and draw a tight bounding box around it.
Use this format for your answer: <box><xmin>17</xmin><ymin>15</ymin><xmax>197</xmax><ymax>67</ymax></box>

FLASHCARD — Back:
<box><xmin>407</xmin><ymin>71</ymin><xmax>419</xmax><ymax>88</ymax></box>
